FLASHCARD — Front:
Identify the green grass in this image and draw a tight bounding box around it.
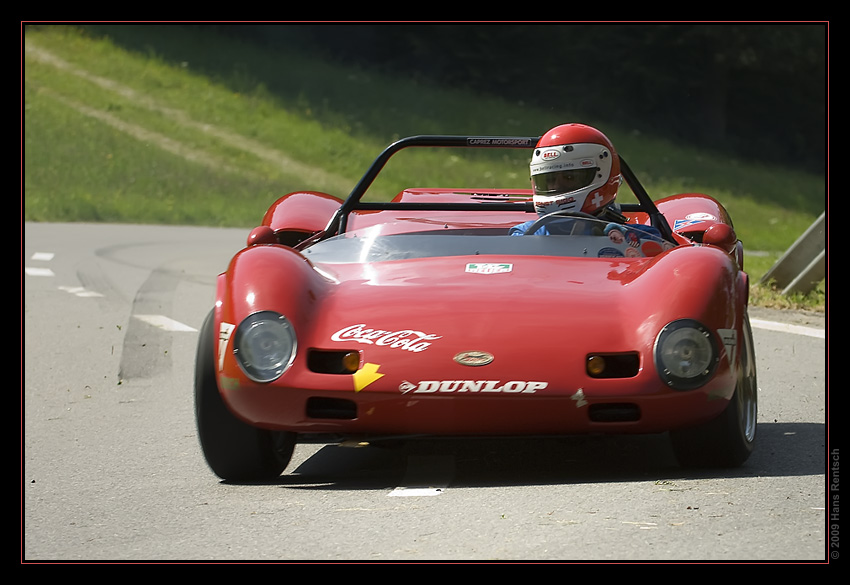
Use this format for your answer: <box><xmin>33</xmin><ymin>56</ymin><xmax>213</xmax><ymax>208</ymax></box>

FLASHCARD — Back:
<box><xmin>22</xmin><ymin>25</ymin><xmax>826</xmax><ymax>311</ymax></box>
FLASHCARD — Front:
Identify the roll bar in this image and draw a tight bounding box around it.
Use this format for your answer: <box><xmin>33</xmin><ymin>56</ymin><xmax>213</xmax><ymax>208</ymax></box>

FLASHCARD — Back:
<box><xmin>314</xmin><ymin>134</ymin><xmax>674</xmax><ymax>242</ymax></box>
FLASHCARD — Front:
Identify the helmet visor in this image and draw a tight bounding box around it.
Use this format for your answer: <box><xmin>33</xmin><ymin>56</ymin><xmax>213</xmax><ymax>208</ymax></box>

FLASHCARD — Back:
<box><xmin>532</xmin><ymin>168</ymin><xmax>598</xmax><ymax>196</ymax></box>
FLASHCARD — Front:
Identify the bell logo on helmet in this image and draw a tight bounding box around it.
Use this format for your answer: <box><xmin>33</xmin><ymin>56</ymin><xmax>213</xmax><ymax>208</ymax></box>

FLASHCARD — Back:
<box><xmin>541</xmin><ymin>149</ymin><xmax>561</xmax><ymax>161</ymax></box>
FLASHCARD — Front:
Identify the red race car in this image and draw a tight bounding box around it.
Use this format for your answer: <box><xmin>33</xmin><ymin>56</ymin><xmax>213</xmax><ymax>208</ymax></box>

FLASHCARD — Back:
<box><xmin>195</xmin><ymin>133</ymin><xmax>757</xmax><ymax>481</ymax></box>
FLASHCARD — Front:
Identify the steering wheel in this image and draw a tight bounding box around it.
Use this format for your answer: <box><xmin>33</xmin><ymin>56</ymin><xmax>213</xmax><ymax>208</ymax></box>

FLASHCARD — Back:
<box><xmin>521</xmin><ymin>209</ymin><xmax>598</xmax><ymax>235</ymax></box>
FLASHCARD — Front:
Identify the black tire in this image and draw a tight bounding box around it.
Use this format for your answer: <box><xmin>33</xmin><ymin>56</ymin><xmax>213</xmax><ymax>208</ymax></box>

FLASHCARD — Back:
<box><xmin>670</xmin><ymin>312</ymin><xmax>758</xmax><ymax>468</ymax></box>
<box><xmin>194</xmin><ymin>309</ymin><xmax>295</xmax><ymax>481</ymax></box>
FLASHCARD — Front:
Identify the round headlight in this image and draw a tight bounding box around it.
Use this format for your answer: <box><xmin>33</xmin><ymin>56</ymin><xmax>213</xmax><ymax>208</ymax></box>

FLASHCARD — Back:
<box><xmin>233</xmin><ymin>311</ymin><xmax>296</xmax><ymax>383</ymax></box>
<box><xmin>654</xmin><ymin>319</ymin><xmax>719</xmax><ymax>390</ymax></box>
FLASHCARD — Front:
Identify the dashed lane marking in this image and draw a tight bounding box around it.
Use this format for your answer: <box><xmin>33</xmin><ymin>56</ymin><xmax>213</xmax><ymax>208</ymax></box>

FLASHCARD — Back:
<box><xmin>25</xmin><ymin>251</ymin><xmax>56</xmax><ymax>276</ymax></box>
<box><xmin>24</xmin><ymin>267</ymin><xmax>55</xmax><ymax>277</ymax></box>
<box><xmin>133</xmin><ymin>314</ymin><xmax>197</xmax><ymax>332</ymax></box>
<box><xmin>58</xmin><ymin>285</ymin><xmax>103</xmax><ymax>298</ymax></box>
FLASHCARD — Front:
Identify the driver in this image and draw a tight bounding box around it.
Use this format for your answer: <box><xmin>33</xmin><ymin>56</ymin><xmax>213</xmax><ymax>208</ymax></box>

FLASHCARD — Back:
<box><xmin>510</xmin><ymin>123</ymin><xmax>656</xmax><ymax>237</ymax></box>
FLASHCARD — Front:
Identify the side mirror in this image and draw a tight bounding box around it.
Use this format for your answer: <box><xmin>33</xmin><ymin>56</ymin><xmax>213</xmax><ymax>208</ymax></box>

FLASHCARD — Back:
<box><xmin>702</xmin><ymin>223</ymin><xmax>737</xmax><ymax>253</ymax></box>
<box><xmin>247</xmin><ymin>225</ymin><xmax>277</xmax><ymax>246</ymax></box>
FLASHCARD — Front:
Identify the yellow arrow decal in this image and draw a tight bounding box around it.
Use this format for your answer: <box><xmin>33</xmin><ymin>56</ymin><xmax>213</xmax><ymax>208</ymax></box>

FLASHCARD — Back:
<box><xmin>353</xmin><ymin>363</ymin><xmax>384</xmax><ymax>392</ymax></box>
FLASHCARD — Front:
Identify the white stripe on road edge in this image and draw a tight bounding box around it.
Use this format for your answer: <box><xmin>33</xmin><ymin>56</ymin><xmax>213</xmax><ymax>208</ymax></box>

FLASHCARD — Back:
<box><xmin>751</xmin><ymin>318</ymin><xmax>824</xmax><ymax>339</ymax></box>
<box><xmin>134</xmin><ymin>314</ymin><xmax>197</xmax><ymax>332</ymax></box>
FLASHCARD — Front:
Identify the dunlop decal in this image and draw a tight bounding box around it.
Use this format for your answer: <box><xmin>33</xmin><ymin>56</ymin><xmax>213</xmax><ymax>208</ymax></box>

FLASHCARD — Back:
<box><xmin>399</xmin><ymin>380</ymin><xmax>547</xmax><ymax>394</ymax></box>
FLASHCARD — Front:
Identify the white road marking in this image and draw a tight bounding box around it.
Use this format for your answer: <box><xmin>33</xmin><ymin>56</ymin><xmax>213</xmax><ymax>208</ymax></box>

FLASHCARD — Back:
<box><xmin>58</xmin><ymin>285</ymin><xmax>103</xmax><ymax>298</ymax></box>
<box><xmin>751</xmin><ymin>318</ymin><xmax>824</xmax><ymax>339</ymax></box>
<box><xmin>134</xmin><ymin>314</ymin><xmax>197</xmax><ymax>332</ymax></box>
<box><xmin>389</xmin><ymin>487</ymin><xmax>446</xmax><ymax>497</ymax></box>
<box><xmin>25</xmin><ymin>252</ymin><xmax>56</xmax><ymax>276</ymax></box>
<box><xmin>389</xmin><ymin>455</ymin><xmax>454</xmax><ymax>497</ymax></box>
<box><xmin>25</xmin><ymin>267</ymin><xmax>55</xmax><ymax>277</ymax></box>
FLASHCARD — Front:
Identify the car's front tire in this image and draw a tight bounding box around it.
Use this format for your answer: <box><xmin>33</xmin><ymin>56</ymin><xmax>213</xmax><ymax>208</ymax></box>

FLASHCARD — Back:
<box><xmin>670</xmin><ymin>312</ymin><xmax>758</xmax><ymax>468</ymax></box>
<box><xmin>195</xmin><ymin>309</ymin><xmax>295</xmax><ymax>482</ymax></box>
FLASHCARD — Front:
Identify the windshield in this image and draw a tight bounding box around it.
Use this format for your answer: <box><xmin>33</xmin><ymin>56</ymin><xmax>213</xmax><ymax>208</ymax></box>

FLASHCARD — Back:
<box><xmin>302</xmin><ymin>218</ymin><xmax>672</xmax><ymax>264</ymax></box>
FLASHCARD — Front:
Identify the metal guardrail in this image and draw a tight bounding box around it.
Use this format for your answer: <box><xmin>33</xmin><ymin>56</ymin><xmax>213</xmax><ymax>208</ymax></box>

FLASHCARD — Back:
<box><xmin>760</xmin><ymin>212</ymin><xmax>825</xmax><ymax>295</ymax></box>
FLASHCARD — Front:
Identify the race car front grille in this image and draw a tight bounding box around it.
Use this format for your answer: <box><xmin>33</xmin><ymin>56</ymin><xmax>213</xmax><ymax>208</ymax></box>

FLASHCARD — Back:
<box><xmin>588</xmin><ymin>403</ymin><xmax>641</xmax><ymax>422</ymax></box>
<box><xmin>306</xmin><ymin>397</ymin><xmax>357</xmax><ymax>420</ymax></box>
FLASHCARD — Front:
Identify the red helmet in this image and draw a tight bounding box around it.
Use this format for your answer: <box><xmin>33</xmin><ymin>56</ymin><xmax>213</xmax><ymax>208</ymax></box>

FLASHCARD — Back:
<box><xmin>530</xmin><ymin>124</ymin><xmax>621</xmax><ymax>216</ymax></box>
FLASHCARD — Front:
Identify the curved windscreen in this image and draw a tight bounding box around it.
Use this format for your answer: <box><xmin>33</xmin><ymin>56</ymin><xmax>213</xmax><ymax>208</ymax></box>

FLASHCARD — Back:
<box><xmin>302</xmin><ymin>218</ymin><xmax>673</xmax><ymax>264</ymax></box>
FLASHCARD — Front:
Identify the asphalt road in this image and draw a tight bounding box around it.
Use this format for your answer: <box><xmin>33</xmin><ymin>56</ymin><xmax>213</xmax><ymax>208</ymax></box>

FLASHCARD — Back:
<box><xmin>23</xmin><ymin>222</ymin><xmax>829</xmax><ymax>562</ymax></box>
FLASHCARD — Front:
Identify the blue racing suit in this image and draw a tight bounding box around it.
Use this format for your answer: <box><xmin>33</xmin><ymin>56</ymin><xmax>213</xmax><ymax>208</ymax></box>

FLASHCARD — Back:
<box><xmin>510</xmin><ymin>218</ymin><xmax>662</xmax><ymax>239</ymax></box>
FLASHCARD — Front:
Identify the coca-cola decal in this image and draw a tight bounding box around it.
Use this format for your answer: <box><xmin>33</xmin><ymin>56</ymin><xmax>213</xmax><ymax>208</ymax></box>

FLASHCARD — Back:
<box><xmin>331</xmin><ymin>324</ymin><xmax>441</xmax><ymax>353</ymax></box>
<box><xmin>465</xmin><ymin>263</ymin><xmax>513</xmax><ymax>274</ymax></box>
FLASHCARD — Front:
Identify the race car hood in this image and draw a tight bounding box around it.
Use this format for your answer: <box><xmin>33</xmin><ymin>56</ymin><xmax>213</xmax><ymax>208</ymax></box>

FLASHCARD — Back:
<box><xmin>219</xmin><ymin>226</ymin><xmax>738</xmax><ymax>391</ymax></box>
<box><xmin>300</xmin><ymin>244</ymin><xmax>738</xmax><ymax>384</ymax></box>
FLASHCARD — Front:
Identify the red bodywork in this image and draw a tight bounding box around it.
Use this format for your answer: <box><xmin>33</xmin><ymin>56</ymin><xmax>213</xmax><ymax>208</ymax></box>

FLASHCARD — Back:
<box><xmin>211</xmin><ymin>181</ymin><xmax>749</xmax><ymax>440</ymax></box>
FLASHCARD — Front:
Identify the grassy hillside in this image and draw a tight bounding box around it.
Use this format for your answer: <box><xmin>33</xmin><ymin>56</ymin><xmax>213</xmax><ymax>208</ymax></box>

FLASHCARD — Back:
<box><xmin>22</xmin><ymin>25</ymin><xmax>825</xmax><ymax>310</ymax></box>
